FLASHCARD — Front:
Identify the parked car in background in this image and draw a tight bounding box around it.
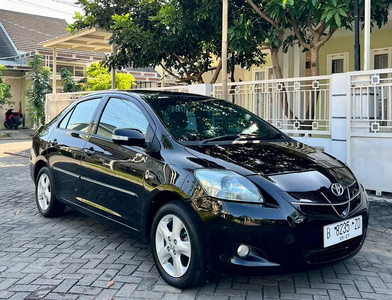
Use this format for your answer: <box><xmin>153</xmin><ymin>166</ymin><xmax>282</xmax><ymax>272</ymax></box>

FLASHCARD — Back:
<box><xmin>30</xmin><ymin>91</ymin><xmax>369</xmax><ymax>288</ymax></box>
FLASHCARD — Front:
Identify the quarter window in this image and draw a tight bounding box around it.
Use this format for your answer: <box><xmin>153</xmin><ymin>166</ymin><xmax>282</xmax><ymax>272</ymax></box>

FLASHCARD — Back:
<box><xmin>97</xmin><ymin>98</ymin><xmax>149</xmax><ymax>138</ymax></box>
<box><xmin>66</xmin><ymin>98</ymin><xmax>101</xmax><ymax>132</ymax></box>
<box><xmin>58</xmin><ymin>109</ymin><xmax>73</xmax><ymax>129</ymax></box>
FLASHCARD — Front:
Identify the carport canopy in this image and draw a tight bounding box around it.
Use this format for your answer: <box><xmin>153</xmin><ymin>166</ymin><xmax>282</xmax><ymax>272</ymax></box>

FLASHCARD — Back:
<box><xmin>41</xmin><ymin>28</ymin><xmax>115</xmax><ymax>92</ymax></box>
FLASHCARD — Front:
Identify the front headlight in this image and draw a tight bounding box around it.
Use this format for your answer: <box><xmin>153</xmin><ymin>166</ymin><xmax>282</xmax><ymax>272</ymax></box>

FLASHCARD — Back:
<box><xmin>194</xmin><ymin>169</ymin><xmax>264</xmax><ymax>203</ymax></box>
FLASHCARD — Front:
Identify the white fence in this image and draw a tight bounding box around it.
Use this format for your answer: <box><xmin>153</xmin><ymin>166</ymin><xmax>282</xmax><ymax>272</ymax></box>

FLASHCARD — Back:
<box><xmin>350</xmin><ymin>69</ymin><xmax>392</xmax><ymax>135</ymax></box>
<box><xmin>213</xmin><ymin>76</ymin><xmax>331</xmax><ymax>136</ymax></box>
<box><xmin>45</xmin><ymin>91</ymin><xmax>92</xmax><ymax>123</ymax></box>
<box><xmin>44</xmin><ymin>69</ymin><xmax>392</xmax><ymax>193</ymax></box>
<box><xmin>347</xmin><ymin>69</ymin><xmax>392</xmax><ymax>194</ymax></box>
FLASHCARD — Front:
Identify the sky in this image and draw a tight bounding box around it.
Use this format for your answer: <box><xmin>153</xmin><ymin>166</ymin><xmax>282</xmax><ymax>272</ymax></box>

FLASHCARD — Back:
<box><xmin>0</xmin><ymin>0</ymin><xmax>82</xmax><ymax>23</ymax></box>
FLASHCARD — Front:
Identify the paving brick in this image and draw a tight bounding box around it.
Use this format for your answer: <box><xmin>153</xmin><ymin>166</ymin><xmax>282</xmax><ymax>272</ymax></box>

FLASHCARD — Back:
<box><xmin>132</xmin><ymin>291</ymin><xmax>165</xmax><ymax>299</ymax></box>
<box><xmin>68</xmin><ymin>285</ymin><xmax>102</xmax><ymax>295</ymax></box>
<box><xmin>327</xmin><ymin>289</ymin><xmax>345</xmax><ymax>300</ymax></box>
<box><xmin>53</xmin><ymin>279</ymin><xmax>78</xmax><ymax>293</ymax></box>
<box><xmin>279</xmin><ymin>293</ymin><xmax>313</xmax><ymax>299</ymax></box>
<box><xmin>341</xmin><ymin>284</ymin><xmax>361</xmax><ymax>298</ymax></box>
<box><xmin>115</xmin><ymin>283</ymin><xmax>138</xmax><ymax>298</ymax></box>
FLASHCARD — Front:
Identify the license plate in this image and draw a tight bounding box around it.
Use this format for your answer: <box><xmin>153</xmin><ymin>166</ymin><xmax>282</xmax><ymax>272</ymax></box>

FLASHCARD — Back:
<box><xmin>323</xmin><ymin>216</ymin><xmax>362</xmax><ymax>248</ymax></box>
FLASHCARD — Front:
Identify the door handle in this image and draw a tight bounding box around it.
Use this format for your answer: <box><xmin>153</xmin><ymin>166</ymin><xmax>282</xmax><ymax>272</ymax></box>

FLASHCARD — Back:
<box><xmin>84</xmin><ymin>147</ymin><xmax>95</xmax><ymax>156</ymax></box>
<box><xmin>49</xmin><ymin>139</ymin><xmax>58</xmax><ymax>146</ymax></box>
<box><xmin>145</xmin><ymin>170</ymin><xmax>156</xmax><ymax>180</ymax></box>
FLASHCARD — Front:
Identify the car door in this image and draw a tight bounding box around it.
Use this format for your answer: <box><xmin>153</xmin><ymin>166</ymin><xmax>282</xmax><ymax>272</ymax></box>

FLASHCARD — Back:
<box><xmin>48</xmin><ymin>97</ymin><xmax>102</xmax><ymax>204</ymax></box>
<box><xmin>80</xmin><ymin>95</ymin><xmax>154</xmax><ymax>230</ymax></box>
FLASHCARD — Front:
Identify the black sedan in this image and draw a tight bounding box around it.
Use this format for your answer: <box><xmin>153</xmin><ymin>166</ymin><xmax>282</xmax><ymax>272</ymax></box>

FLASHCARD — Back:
<box><xmin>30</xmin><ymin>91</ymin><xmax>369</xmax><ymax>288</ymax></box>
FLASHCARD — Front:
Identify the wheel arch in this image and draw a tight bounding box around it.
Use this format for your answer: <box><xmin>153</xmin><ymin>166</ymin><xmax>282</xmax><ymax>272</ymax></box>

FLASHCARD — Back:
<box><xmin>33</xmin><ymin>158</ymin><xmax>50</xmax><ymax>183</ymax></box>
<box><xmin>143</xmin><ymin>190</ymin><xmax>191</xmax><ymax>242</ymax></box>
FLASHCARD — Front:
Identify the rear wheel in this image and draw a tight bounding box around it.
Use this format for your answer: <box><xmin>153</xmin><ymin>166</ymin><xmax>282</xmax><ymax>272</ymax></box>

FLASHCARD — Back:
<box><xmin>4</xmin><ymin>121</ymin><xmax>11</xmax><ymax>129</ymax></box>
<box><xmin>150</xmin><ymin>202</ymin><xmax>206</xmax><ymax>288</ymax></box>
<box><xmin>35</xmin><ymin>167</ymin><xmax>65</xmax><ymax>217</ymax></box>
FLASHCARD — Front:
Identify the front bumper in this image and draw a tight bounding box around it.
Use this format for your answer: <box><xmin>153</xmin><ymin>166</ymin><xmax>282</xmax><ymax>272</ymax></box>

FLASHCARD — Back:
<box><xmin>192</xmin><ymin>190</ymin><xmax>369</xmax><ymax>276</ymax></box>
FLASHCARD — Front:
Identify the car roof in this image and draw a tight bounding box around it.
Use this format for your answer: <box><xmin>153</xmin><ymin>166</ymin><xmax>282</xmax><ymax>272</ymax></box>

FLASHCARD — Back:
<box><xmin>83</xmin><ymin>90</ymin><xmax>213</xmax><ymax>101</ymax></box>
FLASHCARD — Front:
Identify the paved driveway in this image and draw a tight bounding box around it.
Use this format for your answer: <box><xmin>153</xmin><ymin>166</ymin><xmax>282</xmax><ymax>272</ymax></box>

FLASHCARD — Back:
<box><xmin>1</xmin><ymin>141</ymin><xmax>392</xmax><ymax>300</ymax></box>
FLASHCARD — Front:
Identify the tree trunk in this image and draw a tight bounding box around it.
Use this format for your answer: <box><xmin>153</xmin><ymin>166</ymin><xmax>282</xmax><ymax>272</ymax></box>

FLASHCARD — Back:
<box><xmin>270</xmin><ymin>46</ymin><xmax>283</xmax><ymax>79</ymax></box>
<box><xmin>305</xmin><ymin>45</ymin><xmax>320</xmax><ymax>122</ymax></box>
<box><xmin>310</xmin><ymin>47</ymin><xmax>319</xmax><ymax>77</ymax></box>
<box><xmin>270</xmin><ymin>46</ymin><xmax>297</xmax><ymax>121</ymax></box>
<box><xmin>197</xmin><ymin>75</ymin><xmax>204</xmax><ymax>84</ymax></box>
<box><xmin>210</xmin><ymin>59</ymin><xmax>222</xmax><ymax>84</ymax></box>
<box><xmin>230</xmin><ymin>52</ymin><xmax>236</xmax><ymax>83</ymax></box>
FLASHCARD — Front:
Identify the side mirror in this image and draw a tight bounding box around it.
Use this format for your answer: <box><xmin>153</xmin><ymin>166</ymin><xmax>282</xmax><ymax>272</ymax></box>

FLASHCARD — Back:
<box><xmin>112</xmin><ymin>128</ymin><xmax>146</xmax><ymax>147</ymax></box>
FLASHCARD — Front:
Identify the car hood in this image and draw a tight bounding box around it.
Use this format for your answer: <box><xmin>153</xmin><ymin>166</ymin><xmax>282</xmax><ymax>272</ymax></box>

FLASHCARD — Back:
<box><xmin>186</xmin><ymin>140</ymin><xmax>345</xmax><ymax>175</ymax></box>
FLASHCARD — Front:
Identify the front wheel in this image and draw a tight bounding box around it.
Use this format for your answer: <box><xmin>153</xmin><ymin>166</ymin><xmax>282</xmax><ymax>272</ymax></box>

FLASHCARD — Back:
<box><xmin>4</xmin><ymin>121</ymin><xmax>11</xmax><ymax>129</ymax></box>
<box><xmin>35</xmin><ymin>167</ymin><xmax>65</xmax><ymax>217</ymax></box>
<box><xmin>150</xmin><ymin>202</ymin><xmax>206</xmax><ymax>288</ymax></box>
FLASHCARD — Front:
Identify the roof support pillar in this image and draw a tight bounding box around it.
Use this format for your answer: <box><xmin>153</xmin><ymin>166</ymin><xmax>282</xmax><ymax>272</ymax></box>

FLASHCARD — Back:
<box><xmin>52</xmin><ymin>47</ymin><xmax>57</xmax><ymax>93</ymax></box>
<box><xmin>364</xmin><ymin>0</ymin><xmax>371</xmax><ymax>70</ymax></box>
<box><xmin>221</xmin><ymin>0</ymin><xmax>228</xmax><ymax>101</ymax></box>
<box><xmin>111</xmin><ymin>43</ymin><xmax>116</xmax><ymax>89</ymax></box>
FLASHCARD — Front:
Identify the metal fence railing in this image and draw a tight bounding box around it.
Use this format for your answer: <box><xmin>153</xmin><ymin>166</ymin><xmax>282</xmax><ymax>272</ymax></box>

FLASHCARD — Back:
<box><xmin>350</xmin><ymin>69</ymin><xmax>392</xmax><ymax>136</ymax></box>
<box><xmin>45</xmin><ymin>85</ymin><xmax>190</xmax><ymax>122</ymax></box>
<box><xmin>213</xmin><ymin>76</ymin><xmax>332</xmax><ymax>136</ymax></box>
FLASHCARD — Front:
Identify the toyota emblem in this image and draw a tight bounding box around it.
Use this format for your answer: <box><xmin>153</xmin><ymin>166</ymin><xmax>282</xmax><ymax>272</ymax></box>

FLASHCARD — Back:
<box><xmin>331</xmin><ymin>183</ymin><xmax>344</xmax><ymax>197</ymax></box>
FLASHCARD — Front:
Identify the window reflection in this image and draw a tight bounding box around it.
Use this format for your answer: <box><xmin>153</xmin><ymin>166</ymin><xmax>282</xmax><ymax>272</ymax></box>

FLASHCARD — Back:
<box><xmin>98</xmin><ymin>98</ymin><xmax>149</xmax><ymax>138</ymax></box>
<box><xmin>147</xmin><ymin>97</ymin><xmax>279</xmax><ymax>142</ymax></box>
<box><xmin>66</xmin><ymin>98</ymin><xmax>101</xmax><ymax>132</ymax></box>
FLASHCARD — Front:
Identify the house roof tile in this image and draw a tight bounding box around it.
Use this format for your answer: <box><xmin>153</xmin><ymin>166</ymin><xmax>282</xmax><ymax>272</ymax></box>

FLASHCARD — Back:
<box><xmin>0</xmin><ymin>9</ymin><xmax>104</xmax><ymax>58</ymax></box>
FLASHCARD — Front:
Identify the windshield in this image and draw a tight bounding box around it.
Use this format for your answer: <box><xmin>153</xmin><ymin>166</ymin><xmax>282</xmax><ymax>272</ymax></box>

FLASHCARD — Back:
<box><xmin>146</xmin><ymin>96</ymin><xmax>283</xmax><ymax>143</ymax></box>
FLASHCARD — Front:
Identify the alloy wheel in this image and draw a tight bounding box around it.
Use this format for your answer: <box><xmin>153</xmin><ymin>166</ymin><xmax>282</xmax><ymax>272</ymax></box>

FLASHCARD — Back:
<box><xmin>155</xmin><ymin>214</ymin><xmax>191</xmax><ymax>278</ymax></box>
<box><xmin>37</xmin><ymin>173</ymin><xmax>51</xmax><ymax>211</ymax></box>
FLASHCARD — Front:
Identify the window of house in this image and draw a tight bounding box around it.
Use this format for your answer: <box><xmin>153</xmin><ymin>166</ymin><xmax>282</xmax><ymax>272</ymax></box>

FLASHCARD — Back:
<box><xmin>371</xmin><ymin>48</ymin><xmax>392</xmax><ymax>74</ymax></box>
<box><xmin>66</xmin><ymin>98</ymin><xmax>101</xmax><ymax>132</ymax></box>
<box><xmin>327</xmin><ymin>53</ymin><xmax>349</xmax><ymax>74</ymax></box>
<box><xmin>48</xmin><ymin>63</ymin><xmax>85</xmax><ymax>77</ymax></box>
<box><xmin>75</xmin><ymin>66</ymin><xmax>85</xmax><ymax>77</ymax></box>
<box><xmin>56</xmin><ymin>65</ymin><xmax>74</xmax><ymax>75</ymax></box>
<box><xmin>331</xmin><ymin>59</ymin><xmax>344</xmax><ymax>74</ymax></box>
<box><xmin>97</xmin><ymin>98</ymin><xmax>149</xmax><ymax>138</ymax></box>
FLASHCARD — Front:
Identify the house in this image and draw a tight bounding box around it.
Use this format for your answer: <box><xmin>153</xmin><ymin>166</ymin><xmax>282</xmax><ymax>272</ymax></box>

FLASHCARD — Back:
<box><xmin>202</xmin><ymin>16</ymin><xmax>392</xmax><ymax>83</ymax></box>
<box><xmin>0</xmin><ymin>9</ymin><xmax>161</xmax><ymax>129</ymax></box>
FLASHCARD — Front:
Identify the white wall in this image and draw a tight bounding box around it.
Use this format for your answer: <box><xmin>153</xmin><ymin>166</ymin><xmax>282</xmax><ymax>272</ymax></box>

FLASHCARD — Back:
<box><xmin>350</xmin><ymin>137</ymin><xmax>392</xmax><ymax>193</ymax></box>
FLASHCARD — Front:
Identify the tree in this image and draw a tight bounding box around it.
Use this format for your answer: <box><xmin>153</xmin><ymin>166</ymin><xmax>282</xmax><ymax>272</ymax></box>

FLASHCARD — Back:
<box><xmin>61</xmin><ymin>68</ymin><xmax>85</xmax><ymax>93</ymax></box>
<box><xmin>247</xmin><ymin>0</ymin><xmax>392</xmax><ymax>77</ymax></box>
<box><xmin>0</xmin><ymin>65</ymin><xmax>13</xmax><ymax>109</ymax></box>
<box><xmin>285</xmin><ymin>0</ymin><xmax>391</xmax><ymax>76</ymax></box>
<box><xmin>27</xmin><ymin>55</ymin><xmax>52</xmax><ymax>127</ymax></box>
<box><xmin>69</xmin><ymin>0</ymin><xmax>267</xmax><ymax>84</ymax></box>
<box><xmin>85</xmin><ymin>62</ymin><xmax>136</xmax><ymax>91</ymax></box>
<box><xmin>246</xmin><ymin>0</ymin><xmax>287</xmax><ymax>80</ymax></box>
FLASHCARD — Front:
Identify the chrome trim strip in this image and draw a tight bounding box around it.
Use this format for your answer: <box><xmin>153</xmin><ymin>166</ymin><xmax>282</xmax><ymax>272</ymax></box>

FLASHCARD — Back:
<box><xmin>80</xmin><ymin>176</ymin><xmax>139</xmax><ymax>198</ymax></box>
<box><xmin>52</xmin><ymin>166</ymin><xmax>79</xmax><ymax>178</ymax></box>
<box><xmin>291</xmin><ymin>190</ymin><xmax>361</xmax><ymax>206</ymax></box>
<box><xmin>76</xmin><ymin>197</ymin><xmax>122</xmax><ymax>217</ymax></box>
<box><xmin>61</xmin><ymin>198</ymin><xmax>138</xmax><ymax>232</ymax></box>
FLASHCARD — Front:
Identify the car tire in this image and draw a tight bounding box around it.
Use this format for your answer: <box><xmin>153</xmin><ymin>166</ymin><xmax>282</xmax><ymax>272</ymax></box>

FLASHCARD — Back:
<box><xmin>150</xmin><ymin>201</ymin><xmax>206</xmax><ymax>288</ymax></box>
<box><xmin>35</xmin><ymin>167</ymin><xmax>65</xmax><ymax>217</ymax></box>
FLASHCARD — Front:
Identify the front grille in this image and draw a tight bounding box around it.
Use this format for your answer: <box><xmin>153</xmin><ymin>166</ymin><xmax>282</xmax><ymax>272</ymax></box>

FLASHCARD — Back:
<box><xmin>289</xmin><ymin>192</ymin><xmax>328</xmax><ymax>203</ymax></box>
<box><xmin>303</xmin><ymin>236</ymin><xmax>363</xmax><ymax>264</ymax></box>
<box><xmin>289</xmin><ymin>181</ymin><xmax>362</xmax><ymax>218</ymax></box>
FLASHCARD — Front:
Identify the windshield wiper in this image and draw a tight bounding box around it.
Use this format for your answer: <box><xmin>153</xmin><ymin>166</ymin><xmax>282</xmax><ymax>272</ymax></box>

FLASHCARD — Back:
<box><xmin>199</xmin><ymin>134</ymin><xmax>240</xmax><ymax>145</ymax></box>
<box><xmin>199</xmin><ymin>133</ymin><xmax>283</xmax><ymax>145</ymax></box>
